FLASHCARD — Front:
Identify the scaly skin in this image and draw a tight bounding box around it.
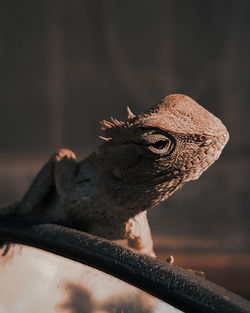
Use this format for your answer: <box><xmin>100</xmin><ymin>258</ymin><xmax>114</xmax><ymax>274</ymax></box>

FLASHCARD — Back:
<box><xmin>1</xmin><ymin>94</ymin><xmax>229</xmax><ymax>256</ymax></box>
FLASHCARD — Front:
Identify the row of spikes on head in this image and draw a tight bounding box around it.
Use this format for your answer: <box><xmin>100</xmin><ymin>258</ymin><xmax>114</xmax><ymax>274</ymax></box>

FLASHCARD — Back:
<box><xmin>99</xmin><ymin>106</ymin><xmax>136</xmax><ymax>142</ymax></box>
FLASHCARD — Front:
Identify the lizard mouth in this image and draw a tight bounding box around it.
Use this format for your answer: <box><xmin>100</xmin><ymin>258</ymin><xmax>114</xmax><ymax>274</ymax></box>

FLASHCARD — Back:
<box><xmin>150</xmin><ymin>172</ymin><xmax>180</xmax><ymax>185</ymax></box>
<box><xmin>135</xmin><ymin>170</ymin><xmax>181</xmax><ymax>187</ymax></box>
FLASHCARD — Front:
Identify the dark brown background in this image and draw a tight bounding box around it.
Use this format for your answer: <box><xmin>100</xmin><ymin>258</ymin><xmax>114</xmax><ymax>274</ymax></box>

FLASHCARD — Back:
<box><xmin>0</xmin><ymin>0</ymin><xmax>249</xmax><ymax>298</ymax></box>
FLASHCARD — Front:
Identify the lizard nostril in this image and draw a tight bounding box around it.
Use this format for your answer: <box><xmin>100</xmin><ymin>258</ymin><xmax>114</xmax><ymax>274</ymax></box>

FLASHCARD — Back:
<box><xmin>199</xmin><ymin>135</ymin><xmax>206</xmax><ymax>141</ymax></box>
<box><xmin>195</xmin><ymin>134</ymin><xmax>207</xmax><ymax>142</ymax></box>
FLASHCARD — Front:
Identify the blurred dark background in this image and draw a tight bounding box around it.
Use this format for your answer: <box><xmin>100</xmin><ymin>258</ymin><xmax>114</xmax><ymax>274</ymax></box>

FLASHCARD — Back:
<box><xmin>0</xmin><ymin>0</ymin><xmax>249</xmax><ymax>298</ymax></box>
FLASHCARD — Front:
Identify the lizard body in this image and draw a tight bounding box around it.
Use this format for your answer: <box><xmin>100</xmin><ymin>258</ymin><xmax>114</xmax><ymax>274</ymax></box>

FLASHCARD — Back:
<box><xmin>1</xmin><ymin>94</ymin><xmax>229</xmax><ymax>256</ymax></box>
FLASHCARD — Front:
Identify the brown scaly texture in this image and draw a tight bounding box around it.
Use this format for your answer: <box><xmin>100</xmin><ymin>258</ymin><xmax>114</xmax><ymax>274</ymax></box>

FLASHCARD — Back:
<box><xmin>1</xmin><ymin>94</ymin><xmax>229</xmax><ymax>256</ymax></box>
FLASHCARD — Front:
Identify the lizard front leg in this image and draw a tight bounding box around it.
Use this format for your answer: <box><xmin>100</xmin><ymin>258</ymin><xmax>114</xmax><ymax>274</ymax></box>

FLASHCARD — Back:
<box><xmin>1</xmin><ymin>149</ymin><xmax>77</xmax><ymax>256</ymax></box>
<box><xmin>14</xmin><ymin>155</ymin><xmax>56</xmax><ymax>215</ymax></box>
<box><xmin>127</xmin><ymin>211</ymin><xmax>156</xmax><ymax>257</ymax></box>
<box><xmin>54</xmin><ymin>148</ymin><xmax>77</xmax><ymax>197</ymax></box>
<box><xmin>13</xmin><ymin>149</ymin><xmax>77</xmax><ymax>216</ymax></box>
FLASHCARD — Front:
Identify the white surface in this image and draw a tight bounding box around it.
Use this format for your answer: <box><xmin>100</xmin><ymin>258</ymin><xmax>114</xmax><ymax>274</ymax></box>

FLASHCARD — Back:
<box><xmin>0</xmin><ymin>244</ymin><xmax>182</xmax><ymax>313</ymax></box>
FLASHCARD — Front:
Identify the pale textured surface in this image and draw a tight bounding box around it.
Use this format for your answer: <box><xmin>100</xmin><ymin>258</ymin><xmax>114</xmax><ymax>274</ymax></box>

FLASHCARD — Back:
<box><xmin>0</xmin><ymin>245</ymin><xmax>182</xmax><ymax>313</ymax></box>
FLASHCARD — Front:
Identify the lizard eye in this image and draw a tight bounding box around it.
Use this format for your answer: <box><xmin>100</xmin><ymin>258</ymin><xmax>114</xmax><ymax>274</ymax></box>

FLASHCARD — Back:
<box><xmin>151</xmin><ymin>140</ymin><xmax>168</xmax><ymax>150</ymax></box>
<box><xmin>137</xmin><ymin>128</ymin><xmax>176</xmax><ymax>155</ymax></box>
<box><xmin>148</xmin><ymin>137</ymin><xmax>174</xmax><ymax>155</ymax></box>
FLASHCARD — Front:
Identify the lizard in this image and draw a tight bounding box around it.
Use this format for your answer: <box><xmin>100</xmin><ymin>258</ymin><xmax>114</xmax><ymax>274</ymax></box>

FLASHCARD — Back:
<box><xmin>0</xmin><ymin>94</ymin><xmax>229</xmax><ymax>257</ymax></box>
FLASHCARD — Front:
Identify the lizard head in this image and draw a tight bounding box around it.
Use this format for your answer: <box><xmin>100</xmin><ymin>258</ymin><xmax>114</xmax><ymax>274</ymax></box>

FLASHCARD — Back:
<box><xmin>98</xmin><ymin>94</ymin><xmax>229</xmax><ymax>214</ymax></box>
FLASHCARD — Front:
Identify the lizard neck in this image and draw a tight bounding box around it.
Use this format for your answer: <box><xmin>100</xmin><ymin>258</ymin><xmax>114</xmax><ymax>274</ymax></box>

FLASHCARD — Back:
<box><xmin>92</xmin><ymin>151</ymin><xmax>185</xmax><ymax>221</ymax></box>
